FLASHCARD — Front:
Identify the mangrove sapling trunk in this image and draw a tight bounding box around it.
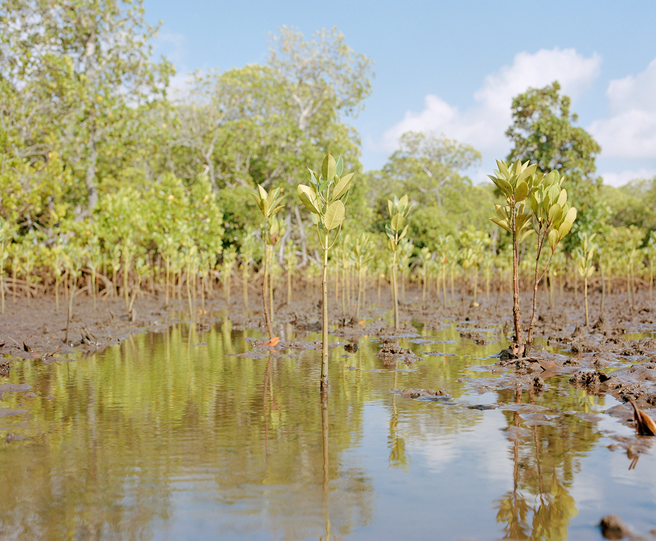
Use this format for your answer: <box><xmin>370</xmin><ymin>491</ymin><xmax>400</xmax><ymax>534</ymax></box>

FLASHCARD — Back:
<box><xmin>584</xmin><ymin>276</ymin><xmax>589</xmax><ymax>326</ymax></box>
<box><xmin>262</xmin><ymin>227</ymin><xmax>274</xmax><ymax>339</ymax></box>
<box><xmin>600</xmin><ymin>262</ymin><xmax>605</xmax><ymax>315</ymax></box>
<box><xmin>392</xmin><ymin>251</ymin><xmax>399</xmax><ymax>330</ymax></box>
<box><xmin>65</xmin><ymin>271</ymin><xmax>77</xmax><ymax>344</ymax></box>
<box><xmin>242</xmin><ymin>267</ymin><xmax>249</xmax><ymax>312</ymax></box>
<box><xmin>321</xmin><ymin>233</ymin><xmax>329</xmax><ymax>389</ymax></box>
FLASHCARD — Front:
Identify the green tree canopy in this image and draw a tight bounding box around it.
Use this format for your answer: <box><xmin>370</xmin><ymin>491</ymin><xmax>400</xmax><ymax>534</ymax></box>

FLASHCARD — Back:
<box><xmin>506</xmin><ymin>81</ymin><xmax>604</xmax><ymax>240</ymax></box>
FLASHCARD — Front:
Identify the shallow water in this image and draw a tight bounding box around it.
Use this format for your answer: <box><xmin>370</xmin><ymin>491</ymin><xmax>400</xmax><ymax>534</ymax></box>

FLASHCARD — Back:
<box><xmin>1</xmin><ymin>319</ymin><xmax>655</xmax><ymax>540</ymax></box>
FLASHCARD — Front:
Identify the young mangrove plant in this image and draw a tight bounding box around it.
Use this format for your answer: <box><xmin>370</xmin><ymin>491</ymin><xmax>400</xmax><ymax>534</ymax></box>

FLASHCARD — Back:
<box><xmin>252</xmin><ymin>185</ymin><xmax>285</xmax><ymax>339</ymax></box>
<box><xmin>385</xmin><ymin>195</ymin><xmax>412</xmax><ymax>331</ymax></box>
<box><xmin>297</xmin><ymin>153</ymin><xmax>355</xmax><ymax>391</ymax></box>
<box><xmin>575</xmin><ymin>232</ymin><xmax>596</xmax><ymax>327</ymax></box>
<box><xmin>350</xmin><ymin>233</ymin><xmax>374</xmax><ymax>319</ymax></box>
<box><xmin>489</xmin><ymin>160</ymin><xmax>576</xmax><ymax>355</ymax></box>
<box><xmin>417</xmin><ymin>246</ymin><xmax>432</xmax><ymax>308</ymax></box>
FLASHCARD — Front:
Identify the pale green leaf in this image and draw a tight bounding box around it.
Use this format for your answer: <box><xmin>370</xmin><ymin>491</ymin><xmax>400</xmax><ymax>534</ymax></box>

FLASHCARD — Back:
<box><xmin>332</xmin><ymin>172</ymin><xmax>354</xmax><ymax>200</ymax></box>
<box><xmin>324</xmin><ymin>200</ymin><xmax>345</xmax><ymax>230</ymax></box>
<box><xmin>322</xmin><ymin>154</ymin><xmax>337</xmax><ymax>180</ymax></box>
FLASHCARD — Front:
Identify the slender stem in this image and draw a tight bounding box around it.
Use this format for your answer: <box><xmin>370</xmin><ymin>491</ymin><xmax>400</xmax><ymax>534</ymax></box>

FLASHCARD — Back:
<box><xmin>392</xmin><ymin>251</ymin><xmax>399</xmax><ymax>330</ymax></box>
<box><xmin>321</xmin><ymin>235</ymin><xmax>329</xmax><ymax>391</ymax></box>
<box><xmin>262</xmin><ymin>224</ymin><xmax>273</xmax><ymax>339</ymax></box>
<box><xmin>584</xmin><ymin>277</ymin><xmax>589</xmax><ymax>326</ymax></box>
<box><xmin>511</xmin><ymin>199</ymin><xmax>522</xmax><ymax>349</ymax></box>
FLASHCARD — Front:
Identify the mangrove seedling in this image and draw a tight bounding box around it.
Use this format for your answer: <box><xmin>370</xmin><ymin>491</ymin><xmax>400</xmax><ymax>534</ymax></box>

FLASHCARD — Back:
<box><xmin>524</xmin><ymin>170</ymin><xmax>577</xmax><ymax>349</ymax></box>
<box><xmin>252</xmin><ymin>184</ymin><xmax>285</xmax><ymax>340</ymax></box>
<box><xmin>417</xmin><ymin>246</ymin><xmax>432</xmax><ymax>308</ymax></box>
<box><xmin>385</xmin><ymin>194</ymin><xmax>412</xmax><ymax>331</ymax></box>
<box><xmin>575</xmin><ymin>232</ymin><xmax>596</xmax><ymax>327</ymax></box>
<box><xmin>297</xmin><ymin>153</ymin><xmax>355</xmax><ymax>391</ymax></box>
<box><xmin>489</xmin><ymin>160</ymin><xmax>577</xmax><ymax>354</ymax></box>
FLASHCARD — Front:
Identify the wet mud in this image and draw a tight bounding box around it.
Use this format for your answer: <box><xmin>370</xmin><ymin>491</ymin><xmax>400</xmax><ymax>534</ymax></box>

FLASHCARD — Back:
<box><xmin>1</xmin><ymin>285</ymin><xmax>655</xmax><ymax>444</ymax></box>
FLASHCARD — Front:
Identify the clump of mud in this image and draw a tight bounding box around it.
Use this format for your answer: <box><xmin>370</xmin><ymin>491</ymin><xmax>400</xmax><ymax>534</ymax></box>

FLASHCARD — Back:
<box><xmin>376</xmin><ymin>338</ymin><xmax>420</xmax><ymax>366</ymax></box>
<box><xmin>393</xmin><ymin>388</ymin><xmax>450</xmax><ymax>401</ymax></box>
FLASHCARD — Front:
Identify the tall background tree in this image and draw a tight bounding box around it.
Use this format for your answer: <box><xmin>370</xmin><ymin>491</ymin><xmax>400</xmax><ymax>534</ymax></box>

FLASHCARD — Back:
<box><xmin>506</xmin><ymin>81</ymin><xmax>605</xmax><ymax>240</ymax></box>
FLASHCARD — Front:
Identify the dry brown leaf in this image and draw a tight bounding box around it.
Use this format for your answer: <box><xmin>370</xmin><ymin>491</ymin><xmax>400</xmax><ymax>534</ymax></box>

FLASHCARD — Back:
<box><xmin>628</xmin><ymin>398</ymin><xmax>656</xmax><ymax>436</ymax></box>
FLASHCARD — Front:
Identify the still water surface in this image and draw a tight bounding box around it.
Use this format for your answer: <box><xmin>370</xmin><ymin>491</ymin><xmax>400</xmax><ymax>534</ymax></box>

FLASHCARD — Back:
<box><xmin>1</xmin><ymin>319</ymin><xmax>655</xmax><ymax>540</ymax></box>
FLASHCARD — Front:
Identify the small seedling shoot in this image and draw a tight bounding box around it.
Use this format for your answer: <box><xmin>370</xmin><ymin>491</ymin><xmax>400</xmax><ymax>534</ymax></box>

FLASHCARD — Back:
<box><xmin>385</xmin><ymin>194</ymin><xmax>412</xmax><ymax>331</ymax></box>
<box><xmin>252</xmin><ymin>184</ymin><xmax>285</xmax><ymax>340</ymax></box>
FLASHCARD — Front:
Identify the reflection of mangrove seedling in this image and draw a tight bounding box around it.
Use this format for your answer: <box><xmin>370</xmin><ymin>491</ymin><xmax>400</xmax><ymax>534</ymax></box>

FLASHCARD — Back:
<box><xmin>575</xmin><ymin>233</ymin><xmax>596</xmax><ymax>327</ymax></box>
<box><xmin>220</xmin><ymin>246</ymin><xmax>237</xmax><ymax>305</ymax></box>
<box><xmin>385</xmin><ymin>194</ymin><xmax>412</xmax><ymax>330</ymax></box>
<box><xmin>416</xmin><ymin>246</ymin><xmax>432</xmax><ymax>307</ymax></box>
<box><xmin>252</xmin><ymin>184</ymin><xmax>285</xmax><ymax>339</ymax></box>
<box><xmin>284</xmin><ymin>241</ymin><xmax>298</xmax><ymax>305</ymax></box>
<box><xmin>297</xmin><ymin>153</ymin><xmax>355</xmax><ymax>391</ymax></box>
<box><xmin>397</xmin><ymin>239</ymin><xmax>413</xmax><ymax>304</ymax></box>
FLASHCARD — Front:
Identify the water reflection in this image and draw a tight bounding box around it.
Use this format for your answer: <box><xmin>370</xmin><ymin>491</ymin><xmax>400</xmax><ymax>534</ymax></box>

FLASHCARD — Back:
<box><xmin>0</xmin><ymin>319</ymin><xmax>655</xmax><ymax>539</ymax></box>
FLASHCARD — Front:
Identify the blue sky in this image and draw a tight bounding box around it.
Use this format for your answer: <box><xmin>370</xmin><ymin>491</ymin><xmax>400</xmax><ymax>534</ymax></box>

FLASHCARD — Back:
<box><xmin>144</xmin><ymin>0</ymin><xmax>656</xmax><ymax>186</ymax></box>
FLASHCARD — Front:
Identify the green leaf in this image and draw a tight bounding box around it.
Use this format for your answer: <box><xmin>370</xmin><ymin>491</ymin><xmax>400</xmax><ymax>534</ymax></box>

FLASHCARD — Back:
<box><xmin>297</xmin><ymin>184</ymin><xmax>320</xmax><ymax>214</ymax></box>
<box><xmin>335</xmin><ymin>156</ymin><xmax>344</xmax><ymax>177</ymax></box>
<box><xmin>399</xmin><ymin>194</ymin><xmax>409</xmax><ymax>211</ymax></box>
<box><xmin>399</xmin><ymin>224</ymin><xmax>409</xmax><ymax>240</ymax></box>
<box><xmin>391</xmin><ymin>213</ymin><xmax>405</xmax><ymax>232</ymax></box>
<box><xmin>387</xmin><ymin>238</ymin><xmax>397</xmax><ymax>252</ymax></box>
<box><xmin>515</xmin><ymin>181</ymin><xmax>529</xmax><ymax>201</ymax></box>
<box><xmin>257</xmin><ymin>184</ymin><xmax>267</xmax><ymax>201</ymax></box>
<box><xmin>387</xmin><ymin>200</ymin><xmax>394</xmax><ymax>217</ymax></box>
<box><xmin>308</xmin><ymin>168</ymin><xmax>318</xmax><ymax>185</ymax></box>
<box><xmin>332</xmin><ymin>172</ymin><xmax>354</xmax><ymax>200</ymax></box>
<box><xmin>322</xmin><ymin>154</ymin><xmax>337</xmax><ymax>181</ymax></box>
<box><xmin>497</xmin><ymin>177</ymin><xmax>513</xmax><ymax>199</ymax></box>
<box><xmin>548</xmin><ymin>203</ymin><xmax>562</xmax><ymax>223</ymax></box>
<box><xmin>557</xmin><ymin>188</ymin><xmax>567</xmax><ymax>206</ymax></box>
<box><xmin>558</xmin><ymin>220</ymin><xmax>574</xmax><ymax>238</ymax></box>
<box><xmin>319</xmin><ymin>179</ymin><xmax>329</xmax><ymax>194</ymax></box>
<box><xmin>548</xmin><ymin>229</ymin><xmax>559</xmax><ymax>252</ymax></box>
<box><xmin>564</xmin><ymin>207</ymin><xmax>577</xmax><ymax>225</ymax></box>
<box><xmin>324</xmin><ymin>200</ymin><xmax>345</xmax><ymax>230</ymax></box>
<box><xmin>490</xmin><ymin>217</ymin><xmax>511</xmax><ymax>233</ymax></box>
<box><xmin>587</xmin><ymin>266</ymin><xmax>595</xmax><ymax>278</ymax></box>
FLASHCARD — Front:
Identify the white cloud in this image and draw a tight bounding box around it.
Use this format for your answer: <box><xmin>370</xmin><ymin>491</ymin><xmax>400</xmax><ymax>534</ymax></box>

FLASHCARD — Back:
<box><xmin>589</xmin><ymin>57</ymin><xmax>656</xmax><ymax>160</ymax></box>
<box><xmin>383</xmin><ymin>48</ymin><xmax>601</xmax><ymax>161</ymax></box>
<box><xmin>600</xmin><ymin>168</ymin><xmax>656</xmax><ymax>187</ymax></box>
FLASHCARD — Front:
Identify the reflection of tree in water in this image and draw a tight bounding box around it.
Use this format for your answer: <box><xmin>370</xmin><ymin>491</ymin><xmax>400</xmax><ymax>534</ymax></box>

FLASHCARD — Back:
<box><xmin>495</xmin><ymin>386</ymin><xmax>600</xmax><ymax>539</ymax></box>
<box><xmin>0</xmin><ymin>322</ymin><xmax>375</xmax><ymax>539</ymax></box>
<box><xmin>389</xmin><ymin>370</ymin><xmax>409</xmax><ymax>471</ymax></box>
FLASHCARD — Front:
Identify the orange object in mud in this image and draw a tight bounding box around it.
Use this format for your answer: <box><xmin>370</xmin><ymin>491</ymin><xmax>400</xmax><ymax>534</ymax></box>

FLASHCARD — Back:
<box><xmin>262</xmin><ymin>336</ymin><xmax>280</xmax><ymax>347</ymax></box>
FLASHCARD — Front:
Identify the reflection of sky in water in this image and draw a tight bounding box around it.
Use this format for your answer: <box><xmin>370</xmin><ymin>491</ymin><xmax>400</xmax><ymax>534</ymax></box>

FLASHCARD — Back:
<box><xmin>1</xmin><ymin>318</ymin><xmax>655</xmax><ymax>540</ymax></box>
